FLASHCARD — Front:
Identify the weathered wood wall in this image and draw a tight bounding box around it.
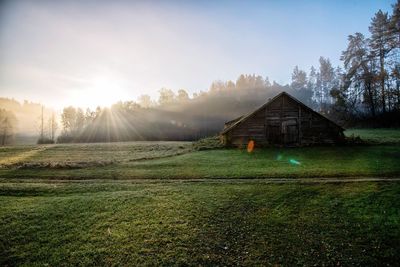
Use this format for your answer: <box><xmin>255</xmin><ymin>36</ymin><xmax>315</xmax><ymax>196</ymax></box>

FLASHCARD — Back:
<box><xmin>223</xmin><ymin>94</ymin><xmax>344</xmax><ymax>146</ymax></box>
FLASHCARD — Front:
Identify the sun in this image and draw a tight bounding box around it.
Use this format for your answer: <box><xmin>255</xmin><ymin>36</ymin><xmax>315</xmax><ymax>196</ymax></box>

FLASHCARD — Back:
<box><xmin>71</xmin><ymin>75</ymin><xmax>130</xmax><ymax>109</ymax></box>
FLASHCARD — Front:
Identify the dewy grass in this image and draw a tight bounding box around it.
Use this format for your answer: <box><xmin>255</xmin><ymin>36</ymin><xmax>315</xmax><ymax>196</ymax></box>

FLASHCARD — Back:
<box><xmin>0</xmin><ymin>141</ymin><xmax>192</xmax><ymax>168</ymax></box>
<box><xmin>0</xmin><ymin>128</ymin><xmax>399</xmax><ymax>265</ymax></box>
<box><xmin>345</xmin><ymin>128</ymin><xmax>400</xmax><ymax>144</ymax></box>
<box><xmin>0</xmin><ymin>128</ymin><xmax>399</xmax><ymax>180</ymax></box>
<box><xmin>0</xmin><ymin>181</ymin><xmax>399</xmax><ymax>266</ymax></box>
<box><xmin>1</xmin><ymin>144</ymin><xmax>399</xmax><ymax>179</ymax></box>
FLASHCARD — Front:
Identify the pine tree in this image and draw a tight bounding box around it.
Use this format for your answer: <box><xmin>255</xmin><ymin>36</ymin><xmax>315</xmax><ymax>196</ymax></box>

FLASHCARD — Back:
<box><xmin>341</xmin><ymin>32</ymin><xmax>377</xmax><ymax>116</ymax></box>
<box><xmin>369</xmin><ymin>10</ymin><xmax>395</xmax><ymax>112</ymax></box>
<box><xmin>291</xmin><ymin>66</ymin><xmax>308</xmax><ymax>90</ymax></box>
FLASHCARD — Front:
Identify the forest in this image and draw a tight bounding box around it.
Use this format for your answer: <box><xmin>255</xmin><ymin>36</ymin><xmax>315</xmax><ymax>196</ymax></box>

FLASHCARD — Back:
<box><xmin>0</xmin><ymin>2</ymin><xmax>399</xmax><ymax>144</ymax></box>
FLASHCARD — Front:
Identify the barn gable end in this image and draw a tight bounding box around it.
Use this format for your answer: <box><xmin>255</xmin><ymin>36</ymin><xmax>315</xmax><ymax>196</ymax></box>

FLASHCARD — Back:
<box><xmin>221</xmin><ymin>92</ymin><xmax>344</xmax><ymax>146</ymax></box>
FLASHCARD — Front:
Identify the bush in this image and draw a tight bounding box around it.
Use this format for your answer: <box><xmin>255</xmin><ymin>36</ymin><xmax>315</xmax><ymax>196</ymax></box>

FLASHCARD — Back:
<box><xmin>37</xmin><ymin>137</ymin><xmax>54</xmax><ymax>144</ymax></box>
<box><xmin>193</xmin><ymin>136</ymin><xmax>224</xmax><ymax>150</ymax></box>
<box><xmin>56</xmin><ymin>134</ymin><xmax>75</xmax><ymax>143</ymax></box>
<box><xmin>345</xmin><ymin>134</ymin><xmax>365</xmax><ymax>145</ymax></box>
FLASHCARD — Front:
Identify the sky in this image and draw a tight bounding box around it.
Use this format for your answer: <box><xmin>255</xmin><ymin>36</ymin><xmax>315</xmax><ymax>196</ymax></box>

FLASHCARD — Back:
<box><xmin>0</xmin><ymin>0</ymin><xmax>396</xmax><ymax>109</ymax></box>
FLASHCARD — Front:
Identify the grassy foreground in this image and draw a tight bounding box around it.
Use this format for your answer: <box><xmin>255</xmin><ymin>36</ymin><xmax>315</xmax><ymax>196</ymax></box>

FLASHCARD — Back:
<box><xmin>1</xmin><ymin>129</ymin><xmax>399</xmax><ymax>265</ymax></box>
<box><xmin>0</xmin><ymin>144</ymin><xmax>399</xmax><ymax>179</ymax></box>
<box><xmin>1</xmin><ymin>180</ymin><xmax>400</xmax><ymax>266</ymax></box>
<box><xmin>0</xmin><ymin>128</ymin><xmax>399</xmax><ymax>180</ymax></box>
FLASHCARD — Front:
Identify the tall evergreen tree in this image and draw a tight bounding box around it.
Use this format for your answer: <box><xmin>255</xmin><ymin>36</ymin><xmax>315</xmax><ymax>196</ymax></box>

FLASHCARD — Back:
<box><xmin>308</xmin><ymin>66</ymin><xmax>318</xmax><ymax>107</ymax></box>
<box><xmin>341</xmin><ymin>33</ymin><xmax>378</xmax><ymax>116</ymax></box>
<box><xmin>291</xmin><ymin>66</ymin><xmax>313</xmax><ymax>107</ymax></box>
<box><xmin>291</xmin><ymin>66</ymin><xmax>308</xmax><ymax>90</ymax></box>
<box><xmin>369</xmin><ymin>10</ymin><xmax>395</xmax><ymax>112</ymax></box>
<box><xmin>318</xmin><ymin>57</ymin><xmax>335</xmax><ymax>109</ymax></box>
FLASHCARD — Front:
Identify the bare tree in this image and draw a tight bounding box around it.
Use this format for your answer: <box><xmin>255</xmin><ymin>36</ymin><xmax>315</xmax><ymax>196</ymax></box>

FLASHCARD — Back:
<box><xmin>177</xmin><ymin>89</ymin><xmax>189</xmax><ymax>102</ymax></box>
<box><xmin>0</xmin><ymin>109</ymin><xmax>17</xmax><ymax>146</ymax></box>
<box><xmin>49</xmin><ymin>112</ymin><xmax>58</xmax><ymax>141</ymax></box>
<box><xmin>138</xmin><ymin>95</ymin><xmax>153</xmax><ymax>108</ymax></box>
<box><xmin>158</xmin><ymin>88</ymin><xmax>176</xmax><ymax>105</ymax></box>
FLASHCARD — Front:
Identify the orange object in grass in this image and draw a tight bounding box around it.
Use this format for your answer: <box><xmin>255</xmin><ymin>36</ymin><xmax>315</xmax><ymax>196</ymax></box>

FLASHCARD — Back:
<box><xmin>247</xmin><ymin>140</ymin><xmax>255</xmax><ymax>153</ymax></box>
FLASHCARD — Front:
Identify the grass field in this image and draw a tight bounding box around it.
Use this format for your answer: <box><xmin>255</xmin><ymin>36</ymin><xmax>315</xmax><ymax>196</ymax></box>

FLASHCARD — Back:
<box><xmin>2</xmin><ymin>145</ymin><xmax>399</xmax><ymax>180</ymax></box>
<box><xmin>0</xmin><ymin>129</ymin><xmax>399</xmax><ymax>180</ymax></box>
<box><xmin>1</xmin><ymin>181</ymin><xmax>400</xmax><ymax>266</ymax></box>
<box><xmin>345</xmin><ymin>128</ymin><xmax>400</xmax><ymax>144</ymax></box>
<box><xmin>1</xmin><ymin>128</ymin><xmax>400</xmax><ymax>265</ymax></box>
<box><xmin>0</xmin><ymin>141</ymin><xmax>192</xmax><ymax>167</ymax></box>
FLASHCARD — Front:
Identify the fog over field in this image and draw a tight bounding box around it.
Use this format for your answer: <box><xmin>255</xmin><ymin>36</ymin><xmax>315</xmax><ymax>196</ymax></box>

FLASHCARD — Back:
<box><xmin>1</xmin><ymin>1</ymin><xmax>400</xmax><ymax>266</ymax></box>
<box><xmin>0</xmin><ymin>0</ymin><xmax>399</xmax><ymax>144</ymax></box>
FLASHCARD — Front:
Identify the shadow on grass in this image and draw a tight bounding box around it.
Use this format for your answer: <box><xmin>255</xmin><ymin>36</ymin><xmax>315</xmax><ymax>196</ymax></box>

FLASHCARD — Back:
<box><xmin>185</xmin><ymin>183</ymin><xmax>400</xmax><ymax>266</ymax></box>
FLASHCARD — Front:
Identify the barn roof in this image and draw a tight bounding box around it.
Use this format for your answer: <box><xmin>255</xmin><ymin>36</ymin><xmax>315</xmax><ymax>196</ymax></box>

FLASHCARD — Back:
<box><xmin>224</xmin><ymin>116</ymin><xmax>243</xmax><ymax>127</ymax></box>
<box><xmin>221</xmin><ymin>91</ymin><xmax>344</xmax><ymax>135</ymax></box>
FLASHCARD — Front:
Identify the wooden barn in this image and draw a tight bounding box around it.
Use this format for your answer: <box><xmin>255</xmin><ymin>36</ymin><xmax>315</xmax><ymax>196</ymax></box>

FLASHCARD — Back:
<box><xmin>221</xmin><ymin>92</ymin><xmax>345</xmax><ymax>146</ymax></box>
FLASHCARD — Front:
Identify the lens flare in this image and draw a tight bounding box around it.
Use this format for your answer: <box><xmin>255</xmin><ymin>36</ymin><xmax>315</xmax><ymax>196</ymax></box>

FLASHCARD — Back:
<box><xmin>289</xmin><ymin>159</ymin><xmax>301</xmax><ymax>165</ymax></box>
<box><xmin>247</xmin><ymin>140</ymin><xmax>255</xmax><ymax>153</ymax></box>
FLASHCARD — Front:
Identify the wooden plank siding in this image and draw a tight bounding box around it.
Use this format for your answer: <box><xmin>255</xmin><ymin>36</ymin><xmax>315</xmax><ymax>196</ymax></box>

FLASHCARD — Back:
<box><xmin>221</xmin><ymin>92</ymin><xmax>344</xmax><ymax>147</ymax></box>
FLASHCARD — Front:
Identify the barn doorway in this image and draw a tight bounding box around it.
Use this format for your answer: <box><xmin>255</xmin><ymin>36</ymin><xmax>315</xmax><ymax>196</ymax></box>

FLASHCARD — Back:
<box><xmin>266</xmin><ymin>119</ymin><xmax>299</xmax><ymax>145</ymax></box>
<box><xmin>267</xmin><ymin>124</ymin><xmax>281</xmax><ymax>144</ymax></box>
<box><xmin>266</xmin><ymin>118</ymin><xmax>281</xmax><ymax>144</ymax></box>
<box><xmin>282</xmin><ymin>119</ymin><xmax>298</xmax><ymax>145</ymax></box>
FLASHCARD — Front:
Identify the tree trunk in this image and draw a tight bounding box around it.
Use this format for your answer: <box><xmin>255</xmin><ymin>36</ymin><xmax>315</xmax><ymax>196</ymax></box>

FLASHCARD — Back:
<box><xmin>366</xmin><ymin>81</ymin><xmax>376</xmax><ymax>117</ymax></box>
<box><xmin>380</xmin><ymin>51</ymin><xmax>386</xmax><ymax>113</ymax></box>
<box><xmin>387</xmin><ymin>80</ymin><xmax>392</xmax><ymax>112</ymax></box>
<box><xmin>2</xmin><ymin>129</ymin><xmax>6</xmax><ymax>146</ymax></box>
<box><xmin>397</xmin><ymin>80</ymin><xmax>400</xmax><ymax>110</ymax></box>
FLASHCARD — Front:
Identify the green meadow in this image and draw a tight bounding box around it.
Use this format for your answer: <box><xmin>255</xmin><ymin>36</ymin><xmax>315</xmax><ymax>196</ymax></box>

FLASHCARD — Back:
<box><xmin>1</xmin><ymin>128</ymin><xmax>400</xmax><ymax>265</ymax></box>
<box><xmin>1</xmin><ymin>181</ymin><xmax>400</xmax><ymax>266</ymax></box>
<box><xmin>1</xmin><ymin>145</ymin><xmax>399</xmax><ymax>180</ymax></box>
<box><xmin>345</xmin><ymin>128</ymin><xmax>400</xmax><ymax>144</ymax></box>
<box><xmin>0</xmin><ymin>129</ymin><xmax>399</xmax><ymax>180</ymax></box>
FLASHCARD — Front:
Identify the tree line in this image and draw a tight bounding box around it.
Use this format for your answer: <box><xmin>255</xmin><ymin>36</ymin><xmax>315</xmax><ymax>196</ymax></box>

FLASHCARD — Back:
<box><xmin>56</xmin><ymin>2</ymin><xmax>399</xmax><ymax>143</ymax></box>
<box><xmin>0</xmin><ymin>2</ymin><xmax>398</xmax><ymax>144</ymax></box>
<box><xmin>333</xmin><ymin>3</ymin><xmax>399</xmax><ymax>122</ymax></box>
<box><xmin>0</xmin><ymin>98</ymin><xmax>58</xmax><ymax>145</ymax></box>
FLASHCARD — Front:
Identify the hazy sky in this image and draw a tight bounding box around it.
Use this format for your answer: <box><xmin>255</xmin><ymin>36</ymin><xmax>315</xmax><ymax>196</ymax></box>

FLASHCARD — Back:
<box><xmin>0</xmin><ymin>0</ymin><xmax>396</xmax><ymax>109</ymax></box>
